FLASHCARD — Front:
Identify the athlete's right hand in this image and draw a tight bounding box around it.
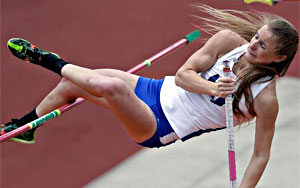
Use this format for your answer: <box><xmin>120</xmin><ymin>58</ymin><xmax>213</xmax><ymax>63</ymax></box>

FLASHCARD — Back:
<box><xmin>215</xmin><ymin>77</ymin><xmax>236</xmax><ymax>98</ymax></box>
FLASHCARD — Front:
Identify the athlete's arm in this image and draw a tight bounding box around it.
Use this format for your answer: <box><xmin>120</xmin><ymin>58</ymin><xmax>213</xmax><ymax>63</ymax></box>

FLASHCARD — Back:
<box><xmin>175</xmin><ymin>30</ymin><xmax>245</xmax><ymax>97</ymax></box>
<box><xmin>240</xmin><ymin>80</ymin><xmax>278</xmax><ymax>187</ymax></box>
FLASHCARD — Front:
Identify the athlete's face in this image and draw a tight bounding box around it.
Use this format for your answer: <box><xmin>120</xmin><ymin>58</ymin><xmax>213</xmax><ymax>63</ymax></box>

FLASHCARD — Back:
<box><xmin>244</xmin><ymin>25</ymin><xmax>286</xmax><ymax>65</ymax></box>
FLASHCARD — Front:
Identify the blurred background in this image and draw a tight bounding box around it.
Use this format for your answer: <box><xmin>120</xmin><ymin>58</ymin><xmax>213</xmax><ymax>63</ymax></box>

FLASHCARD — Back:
<box><xmin>1</xmin><ymin>0</ymin><xmax>299</xmax><ymax>187</ymax></box>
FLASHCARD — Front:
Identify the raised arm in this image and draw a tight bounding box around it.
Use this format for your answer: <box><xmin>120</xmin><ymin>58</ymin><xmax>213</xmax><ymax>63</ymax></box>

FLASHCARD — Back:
<box><xmin>175</xmin><ymin>29</ymin><xmax>245</xmax><ymax>96</ymax></box>
<box><xmin>240</xmin><ymin>80</ymin><xmax>278</xmax><ymax>187</ymax></box>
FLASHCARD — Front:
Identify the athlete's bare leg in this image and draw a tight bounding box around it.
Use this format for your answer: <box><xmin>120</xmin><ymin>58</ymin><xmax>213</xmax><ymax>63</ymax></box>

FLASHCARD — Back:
<box><xmin>37</xmin><ymin>67</ymin><xmax>157</xmax><ymax>143</ymax></box>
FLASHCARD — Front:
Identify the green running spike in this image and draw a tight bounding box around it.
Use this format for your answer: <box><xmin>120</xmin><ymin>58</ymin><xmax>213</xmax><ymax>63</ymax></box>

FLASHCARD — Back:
<box><xmin>7</xmin><ymin>41</ymin><xmax>23</xmax><ymax>52</ymax></box>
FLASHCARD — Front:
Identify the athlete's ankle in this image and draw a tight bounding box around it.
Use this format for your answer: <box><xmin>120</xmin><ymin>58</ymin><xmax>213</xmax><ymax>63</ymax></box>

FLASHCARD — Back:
<box><xmin>40</xmin><ymin>54</ymin><xmax>68</xmax><ymax>76</ymax></box>
<box><xmin>16</xmin><ymin>109</ymin><xmax>39</xmax><ymax>127</ymax></box>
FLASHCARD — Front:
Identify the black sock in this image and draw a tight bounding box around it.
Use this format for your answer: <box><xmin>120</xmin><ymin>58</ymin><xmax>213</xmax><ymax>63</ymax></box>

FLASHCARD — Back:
<box><xmin>16</xmin><ymin>109</ymin><xmax>39</xmax><ymax>127</ymax></box>
<box><xmin>40</xmin><ymin>54</ymin><xmax>69</xmax><ymax>76</ymax></box>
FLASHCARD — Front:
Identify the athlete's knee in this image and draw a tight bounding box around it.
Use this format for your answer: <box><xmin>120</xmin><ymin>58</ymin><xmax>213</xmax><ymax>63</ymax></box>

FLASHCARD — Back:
<box><xmin>58</xmin><ymin>78</ymin><xmax>76</xmax><ymax>93</ymax></box>
<box><xmin>55</xmin><ymin>78</ymin><xmax>78</xmax><ymax>101</ymax></box>
<box><xmin>89</xmin><ymin>77</ymin><xmax>128</xmax><ymax>97</ymax></box>
<box><xmin>58</xmin><ymin>78</ymin><xmax>70</xmax><ymax>87</ymax></box>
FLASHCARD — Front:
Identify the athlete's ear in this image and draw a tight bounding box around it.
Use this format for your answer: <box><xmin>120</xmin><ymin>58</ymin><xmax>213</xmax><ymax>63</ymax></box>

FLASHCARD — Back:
<box><xmin>274</xmin><ymin>54</ymin><xmax>287</xmax><ymax>63</ymax></box>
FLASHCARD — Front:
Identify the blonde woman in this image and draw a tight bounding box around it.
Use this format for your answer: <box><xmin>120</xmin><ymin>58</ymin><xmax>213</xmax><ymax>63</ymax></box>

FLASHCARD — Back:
<box><xmin>1</xmin><ymin>4</ymin><xmax>298</xmax><ymax>187</ymax></box>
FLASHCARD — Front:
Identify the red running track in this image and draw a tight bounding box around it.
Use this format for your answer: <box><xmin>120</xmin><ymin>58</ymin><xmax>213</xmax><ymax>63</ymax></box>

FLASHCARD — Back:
<box><xmin>1</xmin><ymin>1</ymin><xmax>299</xmax><ymax>187</ymax></box>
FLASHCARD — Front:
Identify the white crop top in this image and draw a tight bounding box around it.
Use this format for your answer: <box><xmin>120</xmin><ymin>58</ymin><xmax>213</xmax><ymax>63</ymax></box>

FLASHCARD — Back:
<box><xmin>160</xmin><ymin>44</ymin><xmax>273</xmax><ymax>139</ymax></box>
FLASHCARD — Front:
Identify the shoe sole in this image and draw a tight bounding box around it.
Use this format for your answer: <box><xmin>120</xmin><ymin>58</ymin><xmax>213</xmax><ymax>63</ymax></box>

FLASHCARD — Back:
<box><xmin>9</xmin><ymin>137</ymin><xmax>36</xmax><ymax>144</ymax></box>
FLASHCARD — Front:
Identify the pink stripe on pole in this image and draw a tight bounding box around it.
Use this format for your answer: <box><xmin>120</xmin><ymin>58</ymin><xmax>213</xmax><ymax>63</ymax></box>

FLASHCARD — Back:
<box><xmin>127</xmin><ymin>38</ymin><xmax>187</xmax><ymax>73</ymax></box>
<box><xmin>228</xmin><ymin>151</ymin><xmax>237</xmax><ymax>181</ymax></box>
<box><xmin>148</xmin><ymin>39</ymin><xmax>187</xmax><ymax>62</ymax></box>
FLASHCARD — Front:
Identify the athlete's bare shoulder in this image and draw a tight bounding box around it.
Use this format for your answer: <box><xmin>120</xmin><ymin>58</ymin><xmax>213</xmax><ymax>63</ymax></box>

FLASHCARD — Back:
<box><xmin>213</xmin><ymin>30</ymin><xmax>248</xmax><ymax>58</ymax></box>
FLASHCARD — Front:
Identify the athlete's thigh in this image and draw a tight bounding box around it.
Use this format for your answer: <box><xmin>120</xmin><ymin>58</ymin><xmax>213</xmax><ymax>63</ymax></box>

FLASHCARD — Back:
<box><xmin>64</xmin><ymin>74</ymin><xmax>156</xmax><ymax>142</ymax></box>
<box><xmin>102</xmin><ymin>78</ymin><xmax>157</xmax><ymax>143</ymax></box>
<box><xmin>91</xmin><ymin>69</ymin><xmax>156</xmax><ymax>142</ymax></box>
<box><xmin>94</xmin><ymin>69</ymin><xmax>139</xmax><ymax>90</ymax></box>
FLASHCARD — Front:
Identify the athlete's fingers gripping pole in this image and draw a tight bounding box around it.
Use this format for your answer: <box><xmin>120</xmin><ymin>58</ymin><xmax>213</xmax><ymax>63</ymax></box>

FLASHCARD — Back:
<box><xmin>0</xmin><ymin>30</ymin><xmax>201</xmax><ymax>143</ymax></box>
<box><xmin>223</xmin><ymin>60</ymin><xmax>237</xmax><ymax>188</ymax></box>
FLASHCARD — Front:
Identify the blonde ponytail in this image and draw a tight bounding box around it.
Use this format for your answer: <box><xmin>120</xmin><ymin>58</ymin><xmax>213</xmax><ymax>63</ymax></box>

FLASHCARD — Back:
<box><xmin>191</xmin><ymin>4</ymin><xmax>278</xmax><ymax>42</ymax></box>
